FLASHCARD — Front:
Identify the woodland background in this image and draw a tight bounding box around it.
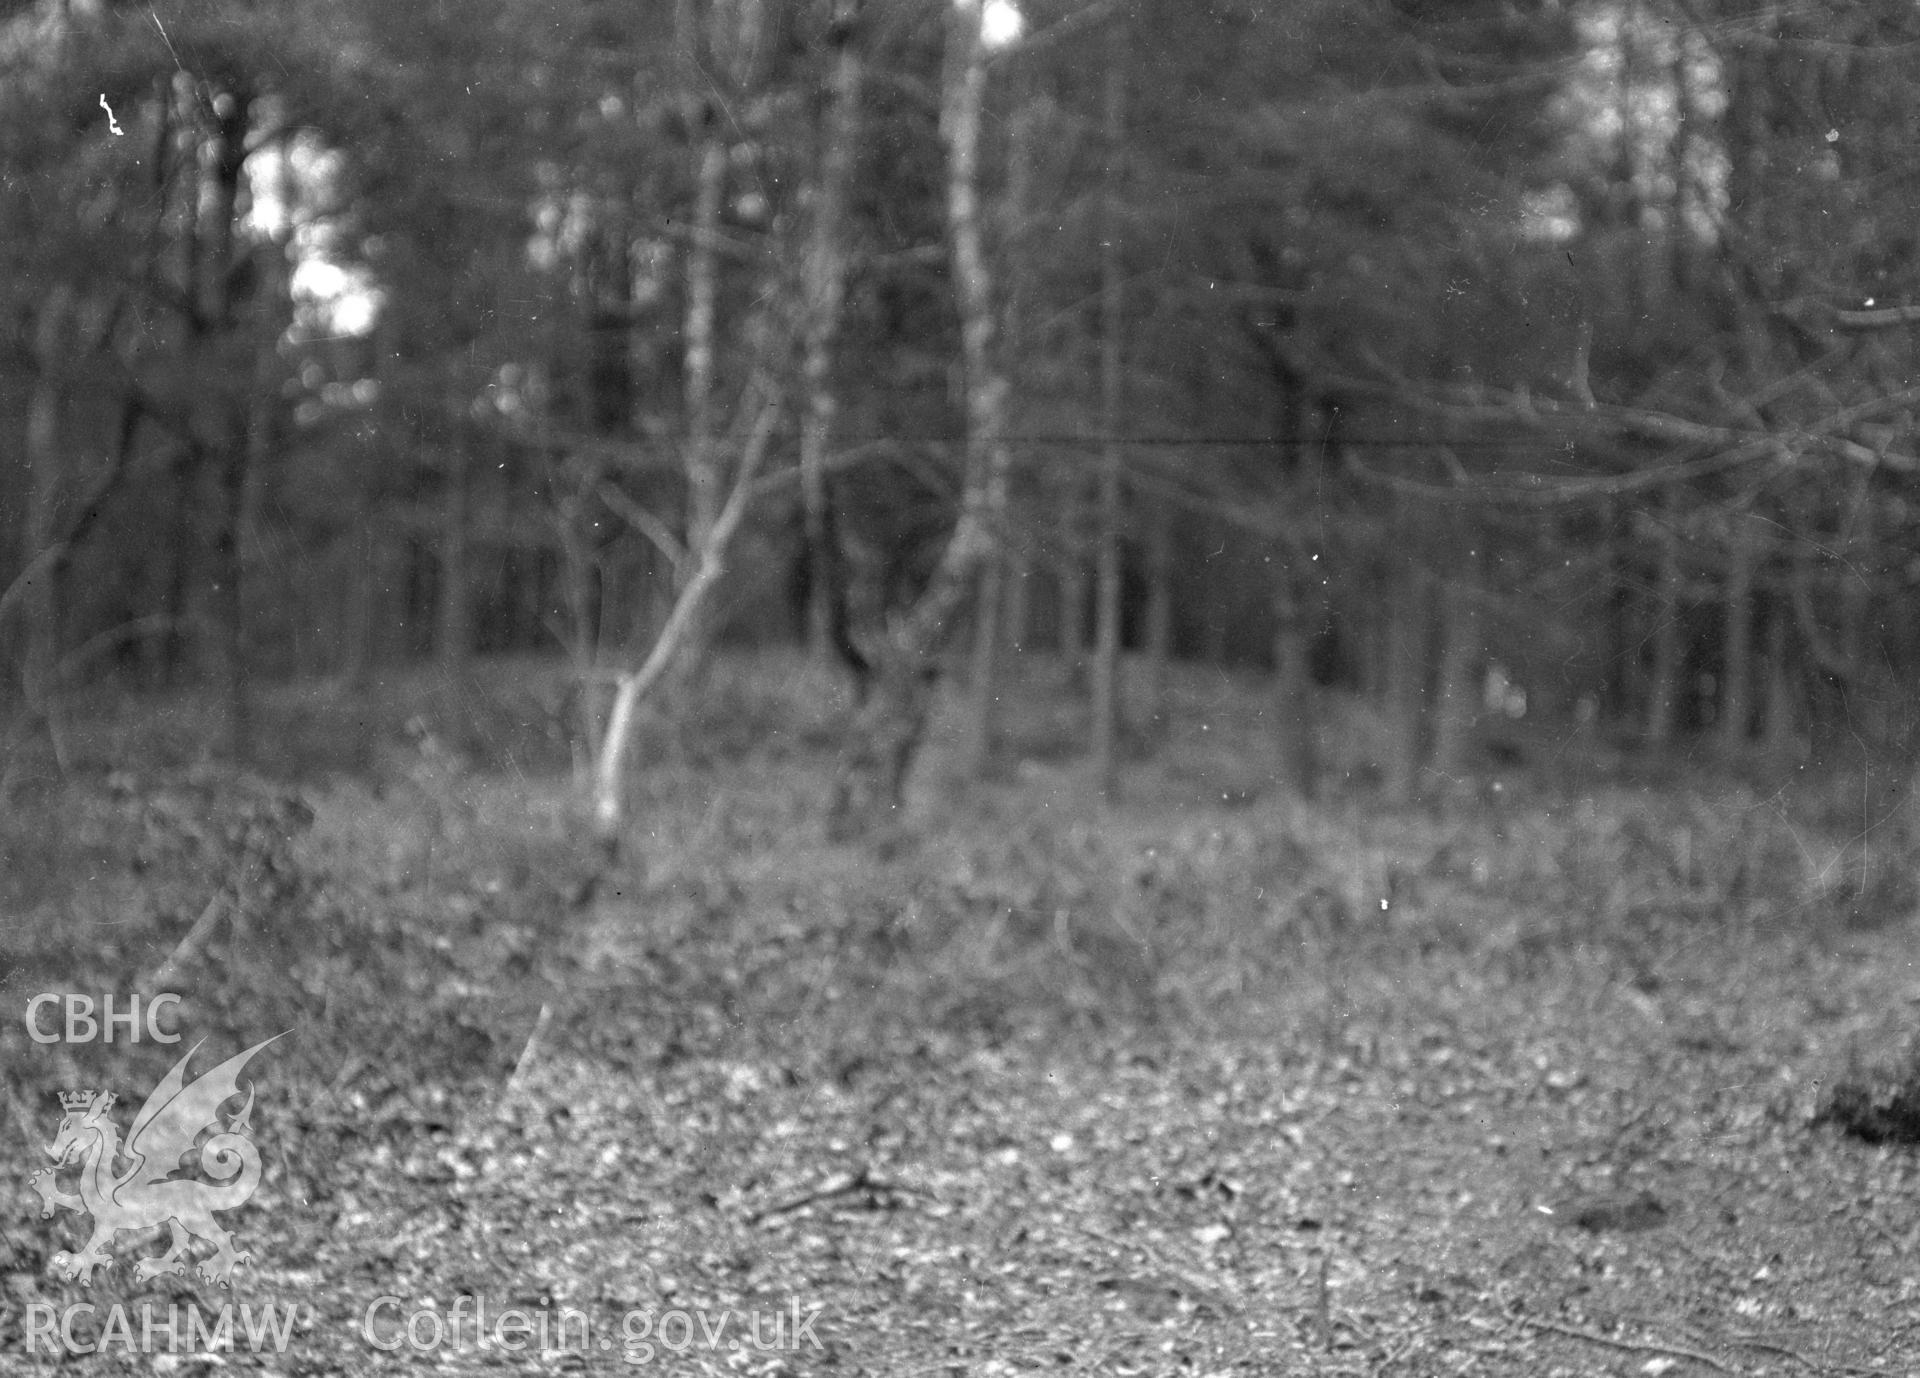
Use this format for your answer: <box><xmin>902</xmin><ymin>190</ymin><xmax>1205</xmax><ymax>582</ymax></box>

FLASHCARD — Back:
<box><xmin>1</xmin><ymin>0</ymin><xmax>1916</xmax><ymax>823</ymax></box>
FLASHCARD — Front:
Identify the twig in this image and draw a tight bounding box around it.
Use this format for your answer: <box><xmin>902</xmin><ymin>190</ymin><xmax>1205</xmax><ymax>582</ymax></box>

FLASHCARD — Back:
<box><xmin>140</xmin><ymin>892</ymin><xmax>225</xmax><ymax>990</ymax></box>
<box><xmin>318</xmin><ymin>1054</ymin><xmax>368</xmax><ymax>1106</ymax></box>
<box><xmin>1518</xmin><ymin>1315</ymin><xmax>1732</xmax><ymax>1373</ymax></box>
<box><xmin>498</xmin><ymin>1003</ymin><xmax>551</xmax><ymax>1109</ymax></box>
<box><xmin>1069</xmin><ymin>1222</ymin><xmax>1242</xmax><ymax>1317</ymax></box>
<box><xmin>747</xmin><ymin>1164</ymin><xmax>911</xmax><ymax>1224</ymax></box>
<box><xmin>1729</xmin><ymin>1333</ymin><xmax>1904</xmax><ymax>1376</ymax></box>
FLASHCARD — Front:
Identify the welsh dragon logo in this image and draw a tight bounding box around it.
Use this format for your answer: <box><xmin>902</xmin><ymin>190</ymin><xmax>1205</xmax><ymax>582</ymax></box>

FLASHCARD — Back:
<box><xmin>28</xmin><ymin>1035</ymin><xmax>283</xmax><ymax>1288</ymax></box>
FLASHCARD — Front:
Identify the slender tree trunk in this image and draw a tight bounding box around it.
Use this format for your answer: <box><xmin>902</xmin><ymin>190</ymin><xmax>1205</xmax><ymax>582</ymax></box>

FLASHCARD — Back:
<box><xmin>828</xmin><ymin>0</ymin><xmax>1010</xmax><ymax>834</ymax></box>
<box><xmin>1365</xmin><ymin>570</ymin><xmax>1391</xmax><ymax>700</ymax></box>
<box><xmin>342</xmin><ymin>427</ymin><xmax>381</xmax><ymax>688</ymax></box>
<box><xmin>200</xmin><ymin>88</ymin><xmax>254</xmax><ymax>760</ymax></box>
<box><xmin>1761</xmin><ymin>602</ymin><xmax>1797</xmax><ymax>768</ymax></box>
<box><xmin>21</xmin><ymin>285</ymin><xmax>74</xmax><ymax>705</ymax></box>
<box><xmin>556</xmin><ymin>470</ymin><xmax>605</xmax><ymax>772</ymax></box>
<box><xmin>1141</xmin><ymin>498</ymin><xmax>1172</xmax><ymax>732</ymax></box>
<box><xmin>149</xmin><ymin>78</ymin><xmax>206</xmax><ymax>689</ymax></box>
<box><xmin>1089</xmin><ymin>18</ymin><xmax>1127</xmax><ymax>799</ymax></box>
<box><xmin>1601</xmin><ymin>499</ymin><xmax>1634</xmax><ymax>723</ymax></box>
<box><xmin>961</xmin><ymin>555</ymin><xmax>1003</xmax><ymax>777</ymax></box>
<box><xmin>1669</xmin><ymin>24</ymin><xmax>1700</xmax><ymax>294</ymax></box>
<box><xmin>1271</xmin><ymin>565</ymin><xmax>1321</xmax><ymax>800</ymax></box>
<box><xmin>1840</xmin><ymin>477</ymin><xmax>1873</xmax><ymax>668</ymax></box>
<box><xmin>1057</xmin><ymin>464</ymin><xmax>1087</xmax><ymax>687</ymax></box>
<box><xmin>438</xmin><ymin>440</ymin><xmax>471</xmax><ymax>671</ymax></box>
<box><xmin>3</xmin><ymin>85</ymin><xmax>168</xmax><ymax>697</ymax></box>
<box><xmin>1427</xmin><ymin>576</ymin><xmax>1482</xmax><ymax>790</ymax></box>
<box><xmin>1382</xmin><ymin>564</ymin><xmax>1428</xmax><ymax>806</ymax></box>
<box><xmin>683</xmin><ymin>122</ymin><xmax>727</xmax><ymax>568</ymax></box>
<box><xmin>961</xmin><ymin>59</ymin><xmax>1036</xmax><ymax>780</ymax></box>
<box><xmin>589</xmin><ymin>0</ymin><xmax>798</xmax><ymax>849</ymax></box>
<box><xmin>149</xmin><ymin>455</ymin><xmax>193</xmax><ymax>687</ymax></box>
<box><xmin>1615</xmin><ymin>0</ymin><xmax>1655</xmax><ymax>322</ymax></box>
<box><xmin>1644</xmin><ymin>493</ymin><xmax>1684</xmax><ymax>748</ymax></box>
<box><xmin>1005</xmin><ymin>550</ymin><xmax>1031</xmax><ymax>653</ymax></box>
<box><xmin>800</xmin><ymin>1</ymin><xmax>863</xmax><ymax>673</ymax></box>
<box><xmin>1718</xmin><ymin>512</ymin><xmax>1753</xmax><ymax>757</ymax></box>
<box><xmin>594</xmin><ymin>384</ymin><xmax>783</xmax><ymax>843</ymax></box>
<box><xmin>670</xmin><ymin>18</ymin><xmax>732</xmax><ymax>709</ymax></box>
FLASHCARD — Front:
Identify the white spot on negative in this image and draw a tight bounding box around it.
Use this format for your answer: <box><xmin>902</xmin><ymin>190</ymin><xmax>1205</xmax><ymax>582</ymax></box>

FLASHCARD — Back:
<box><xmin>981</xmin><ymin>0</ymin><xmax>1024</xmax><ymax>48</ymax></box>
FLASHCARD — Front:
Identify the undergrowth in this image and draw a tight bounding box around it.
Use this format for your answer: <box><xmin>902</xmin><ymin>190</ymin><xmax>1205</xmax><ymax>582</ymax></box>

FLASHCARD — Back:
<box><xmin>3</xmin><ymin>652</ymin><xmax>1917</xmax><ymax>1107</ymax></box>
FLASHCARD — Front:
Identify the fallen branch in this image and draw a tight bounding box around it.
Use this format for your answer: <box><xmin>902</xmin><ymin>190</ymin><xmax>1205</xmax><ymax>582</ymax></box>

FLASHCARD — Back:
<box><xmin>1518</xmin><ymin>1315</ymin><xmax>1732</xmax><ymax>1373</ymax></box>
<box><xmin>1729</xmin><ymin>1332</ymin><xmax>1904</xmax><ymax>1376</ymax></box>
<box><xmin>747</xmin><ymin>1164</ymin><xmax>920</xmax><ymax>1224</ymax></box>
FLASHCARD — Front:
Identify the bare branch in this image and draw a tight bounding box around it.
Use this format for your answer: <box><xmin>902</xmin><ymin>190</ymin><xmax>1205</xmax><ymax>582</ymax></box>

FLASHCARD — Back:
<box><xmin>594</xmin><ymin>481</ymin><xmax>687</xmax><ymax>572</ymax></box>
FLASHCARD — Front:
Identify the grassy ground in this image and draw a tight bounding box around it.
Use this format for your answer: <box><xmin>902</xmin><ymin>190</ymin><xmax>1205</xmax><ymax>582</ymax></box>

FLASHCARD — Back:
<box><xmin>2</xmin><ymin>651</ymin><xmax>1918</xmax><ymax>1375</ymax></box>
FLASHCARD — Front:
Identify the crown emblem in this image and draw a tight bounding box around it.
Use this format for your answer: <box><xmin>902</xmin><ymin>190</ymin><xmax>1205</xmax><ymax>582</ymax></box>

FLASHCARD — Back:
<box><xmin>57</xmin><ymin>1090</ymin><xmax>99</xmax><ymax>1114</ymax></box>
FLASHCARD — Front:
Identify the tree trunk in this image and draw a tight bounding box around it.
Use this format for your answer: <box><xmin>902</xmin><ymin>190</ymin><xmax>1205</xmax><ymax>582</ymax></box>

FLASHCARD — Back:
<box><xmin>1427</xmin><ymin>576</ymin><xmax>1482</xmax><ymax>791</ymax></box>
<box><xmin>1840</xmin><ymin>475</ymin><xmax>1873</xmax><ymax>669</ymax></box>
<box><xmin>1601</xmin><ymin>499</ymin><xmax>1634</xmax><ymax>723</ymax></box>
<box><xmin>0</xmin><ymin>85</ymin><xmax>167</xmax><ymax>698</ymax></box>
<box><xmin>20</xmin><ymin>284</ymin><xmax>74</xmax><ymax>706</ymax></box>
<box><xmin>828</xmin><ymin>0</ymin><xmax>1011</xmax><ymax>834</ymax></box>
<box><xmin>1090</xmin><ymin>18</ymin><xmax>1127</xmax><ymax>799</ymax></box>
<box><xmin>593</xmin><ymin>384</ymin><xmax>783</xmax><ymax>844</ymax></box>
<box><xmin>1005</xmin><ymin>549</ymin><xmax>1031</xmax><ymax>653</ymax></box>
<box><xmin>829</xmin><ymin>653</ymin><xmax>939</xmax><ymax>838</ymax></box>
<box><xmin>438</xmin><ymin>440</ymin><xmax>471</xmax><ymax>671</ymax></box>
<box><xmin>342</xmin><ymin>428</ymin><xmax>381</xmax><ymax>689</ymax></box>
<box><xmin>151</xmin><ymin>455</ymin><xmax>193</xmax><ymax>687</ymax></box>
<box><xmin>961</xmin><ymin>553</ymin><xmax>1004</xmax><ymax>778</ymax></box>
<box><xmin>1382</xmin><ymin>565</ymin><xmax>1428</xmax><ymax>806</ymax></box>
<box><xmin>671</xmin><ymin>64</ymin><xmax>731</xmax><ymax>704</ymax></box>
<box><xmin>1141</xmin><ymin>497</ymin><xmax>1172</xmax><ymax>733</ymax></box>
<box><xmin>200</xmin><ymin>88</ymin><xmax>255</xmax><ymax>761</ymax></box>
<box><xmin>960</xmin><ymin>51</ymin><xmax>1039</xmax><ymax>780</ymax></box>
<box><xmin>683</xmin><ymin>134</ymin><xmax>727</xmax><ymax>560</ymax></box>
<box><xmin>1761</xmin><ymin>602</ymin><xmax>1797</xmax><ymax>768</ymax></box>
<box><xmin>800</xmin><ymin>0</ymin><xmax>862</xmax><ymax>675</ymax></box>
<box><xmin>1057</xmin><ymin>463</ymin><xmax>1087</xmax><ymax>687</ymax></box>
<box><xmin>1718</xmin><ymin>512</ymin><xmax>1753</xmax><ymax>757</ymax></box>
<box><xmin>1271</xmin><ymin>566</ymin><xmax>1321</xmax><ymax>800</ymax></box>
<box><xmin>1644</xmin><ymin>493</ymin><xmax>1684</xmax><ymax>749</ymax></box>
<box><xmin>590</xmin><ymin>0</ymin><xmax>796</xmax><ymax>850</ymax></box>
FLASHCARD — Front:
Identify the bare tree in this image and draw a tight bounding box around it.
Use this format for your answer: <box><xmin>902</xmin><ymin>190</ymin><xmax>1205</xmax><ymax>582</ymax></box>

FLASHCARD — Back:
<box><xmin>588</xmin><ymin>0</ymin><xmax>790</xmax><ymax>851</ymax></box>
<box><xmin>591</xmin><ymin>376</ymin><xmax>785</xmax><ymax>844</ymax></box>
<box><xmin>826</xmin><ymin>0</ymin><xmax>1012</xmax><ymax>834</ymax></box>
<box><xmin>1718</xmin><ymin>509</ymin><xmax>1755</xmax><ymax>757</ymax></box>
<box><xmin>800</xmin><ymin>0</ymin><xmax>865</xmax><ymax>677</ymax></box>
<box><xmin>1428</xmin><ymin>573</ymin><xmax>1482</xmax><ymax>789</ymax></box>
<box><xmin>20</xmin><ymin>284</ymin><xmax>74</xmax><ymax>708</ymax></box>
<box><xmin>960</xmin><ymin>61</ymin><xmax>1040</xmax><ymax>780</ymax></box>
<box><xmin>1643</xmin><ymin>491</ymin><xmax>1684</xmax><ymax>749</ymax></box>
<box><xmin>190</xmin><ymin>81</ymin><xmax>259</xmax><ymax>759</ymax></box>
<box><xmin>1141</xmin><ymin>498</ymin><xmax>1172</xmax><ymax>732</ymax></box>
<box><xmin>1089</xmin><ymin>17</ymin><xmax>1127</xmax><ymax>799</ymax></box>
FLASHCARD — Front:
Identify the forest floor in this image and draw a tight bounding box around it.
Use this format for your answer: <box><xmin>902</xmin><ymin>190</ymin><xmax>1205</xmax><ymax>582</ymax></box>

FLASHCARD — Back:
<box><xmin>2</xmin><ymin>651</ymin><xmax>1919</xmax><ymax>1376</ymax></box>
